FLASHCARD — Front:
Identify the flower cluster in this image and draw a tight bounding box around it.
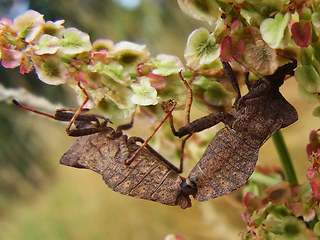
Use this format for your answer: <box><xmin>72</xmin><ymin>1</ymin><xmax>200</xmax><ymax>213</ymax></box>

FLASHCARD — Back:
<box><xmin>3</xmin><ymin>1</ymin><xmax>320</xmax><ymax>119</ymax></box>
<box><xmin>0</xmin><ymin>10</ymin><xmax>186</xmax><ymax>119</ymax></box>
<box><xmin>178</xmin><ymin>0</ymin><xmax>320</xmax><ymax>114</ymax></box>
<box><xmin>241</xmin><ymin>129</ymin><xmax>320</xmax><ymax>239</ymax></box>
<box><xmin>306</xmin><ymin>129</ymin><xmax>320</xmax><ymax>201</ymax></box>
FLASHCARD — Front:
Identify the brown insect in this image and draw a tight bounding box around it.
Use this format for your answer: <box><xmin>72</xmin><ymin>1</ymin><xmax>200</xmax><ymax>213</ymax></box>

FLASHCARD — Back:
<box><xmin>12</xmin><ymin>59</ymin><xmax>298</xmax><ymax>207</ymax></box>
<box><xmin>168</xmin><ymin>60</ymin><xmax>298</xmax><ymax>202</ymax></box>
<box><xmin>12</xmin><ymin>99</ymin><xmax>194</xmax><ymax>209</ymax></box>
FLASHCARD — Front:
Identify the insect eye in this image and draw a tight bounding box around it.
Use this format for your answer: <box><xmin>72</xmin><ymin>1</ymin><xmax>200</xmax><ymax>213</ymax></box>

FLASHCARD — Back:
<box><xmin>181</xmin><ymin>179</ymin><xmax>197</xmax><ymax>195</ymax></box>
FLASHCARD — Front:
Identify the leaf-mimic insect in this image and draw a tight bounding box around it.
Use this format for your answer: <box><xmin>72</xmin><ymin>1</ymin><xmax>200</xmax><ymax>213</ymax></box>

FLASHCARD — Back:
<box><xmin>12</xmin><ymin>59</ymin><xmax>298</xmax><ymax>207</ymax></box>
<box><xmin>12</xmin><ymin>100</ymin><xmax>194</xmax><ymax>209</ymax></box>
<box><xmin>168</xmin><ymin>60</ymin><xmax>298</xmax><ymax>202</ymax></box>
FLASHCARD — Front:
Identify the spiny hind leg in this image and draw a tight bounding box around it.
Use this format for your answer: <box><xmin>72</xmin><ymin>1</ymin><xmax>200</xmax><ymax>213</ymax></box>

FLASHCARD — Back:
<box><xmin>127</xmin><ymin>136</ymin><xmax>181</xmax><ymax>173</ymax></box>
<box><xmin>65</xmin><ymin>82</ymin><xmax>90</xmax><ymax>135</ymax></box>
<box><xmin>221</xmin><ymin>61</ymin><xmax>241</xmax><ymax>104</ymax></box>
<box><xmin>124</xmin><ymin>100</ymin><xmax>177</xmax><ymax>165</ymax></box>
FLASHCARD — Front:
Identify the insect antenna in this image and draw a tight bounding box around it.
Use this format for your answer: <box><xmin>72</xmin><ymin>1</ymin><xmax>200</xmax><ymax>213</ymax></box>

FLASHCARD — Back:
<box><xmin>12</xmin><ymin>99</ymin><xmax>57</xmax><ymax>120</ymax></box>
<box><xmin>12</xmin><ymin>95</ymin><xmax>112</xmax><ymax>137</ymax></box>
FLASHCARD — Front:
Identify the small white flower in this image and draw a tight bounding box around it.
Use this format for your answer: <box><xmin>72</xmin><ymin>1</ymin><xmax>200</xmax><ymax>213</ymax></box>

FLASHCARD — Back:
<box><xmin>131</xmin><ymin>77</ymin><xmax>159</xmax><ymax>106</ymax></box>
<box><xmin>152</xmin><ymin>54</ymin><xmax>185</xmax><ymax>76</ymax></box>
<box><xmin>60</xmin><ymin>28</ymin><xmax>92</xmax><ymax>55</ymax></box>
<box><xmin>184</xmin><ymin>28</ymin><xmax>220</xmax><ymax>69</ymax></box>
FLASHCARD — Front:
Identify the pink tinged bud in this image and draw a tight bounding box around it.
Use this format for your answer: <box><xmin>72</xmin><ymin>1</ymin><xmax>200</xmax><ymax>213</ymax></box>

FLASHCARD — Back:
<box><xmin>137</xmin><ymin>63</ymin><xmax>152</xmax><ymax>75</ymax></box>
<box><xmin>20</xmin><ymin>54</ymin><xmax>33</xmax><ymax>74</ymax></box>
<box><xmin>241</xmin><ymin>212</ymin><xmax>251</xmax><ymax>223</ymax></box>
<box><xmin>309</xmin><ymin>130</ymin><xmax>319</xmax><ymax>143</ymax></box>
<box><xmin>231</xmin><ymin>19</ymin><xmax>240</xmax><ymax>31</ymax></box>
<box><xmin>220</xmin><ymin>36</ymin><xmax>245</xmax><ymax>62</ymax></box>
<box><xmin>164</xmin><ymin>234</ymin><xmax>187</xmax><ymax>240</ymax></box>
<box><xmin>147</xmin><ymin>72</ymin><xmax>167</xmax><ymax>89</ymax></box>
<box><xmin>306</xmin><ymin>130</ymin><xmax>320</xmax><ymax>157</ymax></box>
<box><xmin>303</xmin><ymin>208</ymin><xmax>316</xmax><ymax>222</ymax></box>
<box><xmin>75</xmin><ymin>71</ymin><xmax>87</xmax><ymax>83</ymax></box>
<box><xmin>0</xmin><ymin>48</ymin><xmax>22</xmax><ymax>68</ymax></box>
<box><xmin>244</xmin><ymin>192</ymin><xmax>253</xmax><ymax>207</ymax></box>
<box><xmin>0</xmin><ymin>18</ymin><xmax>13</xmax><ymax>27</ymax></box>
<box><xmin>174</xmin><ymin>235</ymin><xmax>186</xmax><ymax>240</ymax></box>
<box><xmin>291</xmin><ymin>22</ymin><xmax>312</xmax><ymax>48</ymax></box>
<box><xmin>306</xmin><ymin>144</ymin><xmax>313</xmax><ymax>157</ymax></box>
<box><xmin>234</xmin><ymin>39</ymin><xmax>245</xmax><ymax>58</ymax></box>
<box><xmin>91</xmin><ymin>49</ymin><xmax>108</xmax><ymax>62</ymax></box>
<box><xmin>311</xmin><ymin>181</ymin><xmax>320</xmax><ymax>199</ymax></box>
<box><xmin>220</xmin><ymin>36</ymin><xmax>233</xmax><ymax>62</ymax></box>
<box><xmin>1</xmin><ymin>17</ymin><xmax>12</xmax><ymax>23</ymax></box>
<box><xmin>306</xmin><ymin>168</ymin><xmax>317</xmax><ymax>180</ymax></box>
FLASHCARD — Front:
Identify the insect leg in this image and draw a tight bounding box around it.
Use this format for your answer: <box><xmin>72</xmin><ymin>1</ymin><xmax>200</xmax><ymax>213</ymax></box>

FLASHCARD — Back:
<box><xmin>164</xmin><ymin>102</ymin><xmax>192</xmax><ymax>172</ymax></box>
<box><xmin>12</xmin><ymin>99</ymin><xmax>58</xmax><ymax>120</ymax></box>
<box><xmin>128</xmin><ymin>136</ymin><xmax>182</xmax><ymax>173</ymax></box>
<box><xmin>244</xmin><ymin>71</ymin><xmax>252</xmax><ymax>90</ymax></box>
<box><xmin>12</xmin><ymin>98</ymin><xmax>113</xmax><ymax>136</ymax></box>
<box><xmin>221</xmin><ymin>61</ymin><xmax>241</xmax><ymax>104</ymax></box>
<box><xmin>114</xmin><ymin>110</ymin><xmax>136</xmax><ymax>137</ymax></box>
<box><xmin>125</xmin><ymin>100</ymin><xmax>177</xmax><ymax>165</ymax></box>
<box><xmin>174</xmin><ymin>111</ymin><xmax>230</xmax><ymax>137</ymax></box>
<box><xmin>239</xmin><ymin>60</ymin><xmax>297</xmax><ymax>105</ymax></box>
<box><xmin>179</xmin><ymin>134</ymin><xmax>192</xmax><ymax>172</ymax></box>
<box><xmin>65</xmin><ymin>82</ymin><xmax>89</xmax><ymax>135</ymax></box>
<box><xmin>164</xmin><ymin>73</ymin><xmax>193</xmax><ymax>134</ymax></box>
<box><xmin>178</xmin><ymin>71</ymin><xmax>193</xmax><ymax>124</ymax></box>
<box><xmin>166</xmin><ymin>72</ymin><xmax>231</xmax><ymax>171</ymax></box>
<box><xmin>118</xmin><ymin>135</ymin><xmax>130</xmax><ymax>162</ymax></box>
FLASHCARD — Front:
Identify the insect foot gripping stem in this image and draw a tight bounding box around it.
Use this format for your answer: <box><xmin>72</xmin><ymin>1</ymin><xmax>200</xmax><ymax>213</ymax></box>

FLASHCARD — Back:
<box><xmin>60</xmin><ymin>130</ymin><xmax>192</xmax><ymax>209</ymax></box>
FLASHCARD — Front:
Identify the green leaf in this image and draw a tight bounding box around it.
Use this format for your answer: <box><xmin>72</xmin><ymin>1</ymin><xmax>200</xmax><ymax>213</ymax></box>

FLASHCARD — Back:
<box><xmin>268</xmin><ymin>204</ymin><xmax>290</xmax><ymax>219</ymax></box>
<box><xmin>60</xmin><ymin>28</ymin><xmax>92</xmax><ymax>54</ymax></box>
<box><xmin>14</xmin><ymin>10</ymin><xmax>45</xmax><ymax>42</ymax></box>
<box><xmin>314</xmin><ymin>221</ymin><xmax>320</xmax><ymax>237</ymax></box>
<box><xmin>112</xmin><ymin>41</ymin><xmax>150</xmax><ymax>66</ymax></box>
<box><xmin>295</xmin><ymin>65</ymin><xmax>320</xmax><ymax>93</ymax></box>
<box><xmin>100</xmin><ymin>62</ymin><xmax>131</xmax><ymax>86</ymax></box>
<box><xmin>203</xmin><ymin>81</ymin><xmax>233</xmax><ymax>106</ymax></box>
<box><xmin>152</xmin><ymin>54</ymin><xmax>184</xmax><ymax>76</ymax></box>
<box><xmin>184</xmin><ymin>28</ymin><xmax>220</xmax><ymax>69</ymax></box>
<box><xmin>177</xmin><ymin>0</ymin><xmax>219</xmax><ymax>25</ymax></box>
<box><xmin>299</xmin><ymin>47</ymin><xmax>313</xmax><ymax>65</ymax></box>
<box><xmin>33</xmin><ymin>55</ymin><xmax>68</xmax><ymax>85</ymax></box>
<box><xmin>34</xmin><ymin>34</ymin><xmax>60</xmax><ymax>55</ymax></box>
<box><xmin>312</xmin><ymin>41</ymin><xmax>320</xmax><ymax>62</ymax></box>
<box><xmin>131</xmin><ymin>77</ymin><xmax>159</xmax><ymax>106</ymax></box>
<box><xmin>313</xmin><ymin>106</ymin><xmax>320</xmax><ymax>117</ymax></box>
<box><xmin>97</xmin><ymin>98</ymin><xmax>135</xmax><ymax>119</ymax></box>
<box><xmin>260</xmin><ymin>12</ymin><xmax>291</xmax><ymax>48</ymax></box>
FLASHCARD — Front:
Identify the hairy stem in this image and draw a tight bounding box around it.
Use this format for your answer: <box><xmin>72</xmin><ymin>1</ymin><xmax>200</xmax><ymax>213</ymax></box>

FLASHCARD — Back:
<box><xmin>272</xmin><ymin>130</ymin><xmax>298</xmax><ymax>184</ymax></box>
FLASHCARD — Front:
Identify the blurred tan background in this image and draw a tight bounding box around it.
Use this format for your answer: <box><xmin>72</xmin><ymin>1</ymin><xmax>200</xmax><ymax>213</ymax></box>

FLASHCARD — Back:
<box><xmin>0</xmin><ymin>1</ymin><xmax>318</xmax><ymax>239</ymax></box>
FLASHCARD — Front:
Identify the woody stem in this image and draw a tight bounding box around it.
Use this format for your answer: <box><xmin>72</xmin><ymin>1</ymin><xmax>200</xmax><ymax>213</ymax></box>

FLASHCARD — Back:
<box><xmin>272</xmin><ymin>130</ymin><xmax>298</xmax><ymax>184</ymax></box>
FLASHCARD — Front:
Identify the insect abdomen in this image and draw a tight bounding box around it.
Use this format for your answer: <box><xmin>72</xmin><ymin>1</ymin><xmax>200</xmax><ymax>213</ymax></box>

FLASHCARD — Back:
<box><xmin>102</xmin><ymin>143</ymin><xmax>191</xmax><ymax>208</ymax></box>
<box><xmin>61</xmin><ymin>131</ymin><xmax>191</xmax><ymax>209</ymax></box>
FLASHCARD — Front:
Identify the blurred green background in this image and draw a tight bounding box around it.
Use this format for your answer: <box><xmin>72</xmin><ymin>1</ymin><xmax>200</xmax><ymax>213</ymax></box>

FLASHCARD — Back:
<box><xmin>0</xmin><ymin>1</ymin><xmax>319</xmax><ymax>239</ymax></box>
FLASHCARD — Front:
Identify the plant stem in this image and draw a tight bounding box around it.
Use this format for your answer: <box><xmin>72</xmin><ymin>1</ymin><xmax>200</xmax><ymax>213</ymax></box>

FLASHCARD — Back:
<box><xmin>272</xmin><ymin>130</ymin><xmax>298</xmax><ymax>184</ymax></box>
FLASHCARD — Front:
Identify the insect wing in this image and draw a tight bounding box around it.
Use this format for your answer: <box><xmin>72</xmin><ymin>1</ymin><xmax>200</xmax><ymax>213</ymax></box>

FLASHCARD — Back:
<box><xmin>188</xmin><ymin>127</ymin><xmax>259</xmax><ymax>202</ymax></box>
<box><xmin>60</xmin><ymin>131</ymin><xmax>192</xmax><ymax>209</ymax></box>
